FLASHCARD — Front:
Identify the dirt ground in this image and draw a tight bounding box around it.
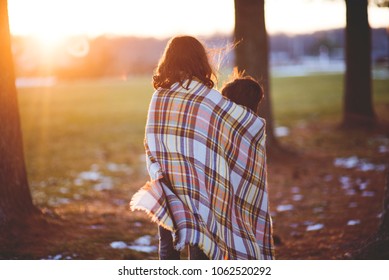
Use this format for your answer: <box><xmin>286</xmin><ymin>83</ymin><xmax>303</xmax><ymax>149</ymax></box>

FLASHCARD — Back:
<box><xmin>1</xmin><ymin>120</ymin><xmax>388</xmax><ymax>260</ymax></box>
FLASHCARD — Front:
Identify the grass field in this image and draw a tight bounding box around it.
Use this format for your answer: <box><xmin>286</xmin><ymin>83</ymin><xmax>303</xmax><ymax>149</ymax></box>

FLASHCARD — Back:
<box><xmin>17</xmin><ymin>74</ymin><xmax>389</xmax><ymax>207</ymax></box>
<box><xmin>18</xmin><ymin>77</ymin><xmax>153</xmax><ymax>206</ymax></box>
<box><xmin>272</xmin><ymin>74</ymin><xmax>389</xmax><ymax>126</ymax></box>
<box><xmin>10</xmin><ymin>73</ymin><xmax>389</xmax><ymax>259</ymax></box>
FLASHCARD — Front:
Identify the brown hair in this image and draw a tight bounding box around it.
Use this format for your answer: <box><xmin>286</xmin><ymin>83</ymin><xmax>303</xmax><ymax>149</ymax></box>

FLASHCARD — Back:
<box><xmin>221</xmin><ymin>74</ymin><xmax>264</xmax><ymax>113</ymax></box>
<box><xmin>152</xmin><ymin>36</ymin><xmax>216</xmax><ymax>89</ymax></box>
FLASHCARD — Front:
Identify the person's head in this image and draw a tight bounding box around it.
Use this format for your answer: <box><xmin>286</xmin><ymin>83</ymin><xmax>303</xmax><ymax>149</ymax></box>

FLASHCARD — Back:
<box><xmin>221</xmin><ymin>74</ymin><xmax>264</xmax><ymax>114</ymax></box>
<box><xmin>153</xmin><ymin>35</ymin><xmax>216</xmax><ymax>89</ymax></box>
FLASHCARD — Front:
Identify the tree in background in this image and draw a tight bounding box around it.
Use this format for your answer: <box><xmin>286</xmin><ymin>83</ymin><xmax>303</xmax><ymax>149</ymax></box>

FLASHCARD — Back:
<box><xmin>343</xmin><ymin>0</ymin><xmax>389</xmax><ymax>258</ymax></box>
<box><xmin>342</xmin><ymin>0</ymin><xmax>376</xmax><ymax>128</ymax></box>
<box><xmin>234</xmin><ymin>0</ymin><xmax>279</xmax><ymax>152</ymax></box>
<box><xmin>0</xmin><ymin>0</ymin><xmax>40</xmax><ymax>233</ymax></box>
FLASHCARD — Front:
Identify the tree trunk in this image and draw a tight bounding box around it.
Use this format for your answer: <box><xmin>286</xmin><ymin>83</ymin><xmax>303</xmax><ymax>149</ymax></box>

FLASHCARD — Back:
<box><xmin>342</xmin><ymin>0</ymin><xmax>376</xmax><ymax>128</ymax></box>
<box><xmin>0</xmin><ymin>0</ymin><xmax>39</xmax><ymax>230</ymax></box>
<box><xmin>234</xmin><ymin>0</ymin><xmax>279</xmax><ymax>152</ymax></box>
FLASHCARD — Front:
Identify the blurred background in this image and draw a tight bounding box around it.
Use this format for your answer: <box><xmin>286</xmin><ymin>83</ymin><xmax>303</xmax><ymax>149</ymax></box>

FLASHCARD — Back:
<box><xmin>8</xmin><ymin>0</ymin><xmax>389</xmax><ymax>83</ymax></box>
<box><xmin>2</xmin><ymin>0</ymin><xmax>389</xmax><ymax>260</ymax></box>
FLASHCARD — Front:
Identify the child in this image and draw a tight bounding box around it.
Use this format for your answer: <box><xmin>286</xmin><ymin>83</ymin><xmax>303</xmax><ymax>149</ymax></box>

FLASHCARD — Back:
<box><xmin>221</xmin><ymin>74</ymin><xmax>264</xmax><ymax>114</ymax></box>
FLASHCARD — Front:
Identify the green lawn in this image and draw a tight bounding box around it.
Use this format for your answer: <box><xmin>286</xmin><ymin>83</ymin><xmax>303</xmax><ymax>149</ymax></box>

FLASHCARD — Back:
<box><xmin>17</xmin><ymin>74</ymin><xmax>389</xmax><ymax>206</ymax></box>
<box><xmin>271</xmin><ymin>74</ymin><xmax>389</xmax><ymax>126</ymax></box>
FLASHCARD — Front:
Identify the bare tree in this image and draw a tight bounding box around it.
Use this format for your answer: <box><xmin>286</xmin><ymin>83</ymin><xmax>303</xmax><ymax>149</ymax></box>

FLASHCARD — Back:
<box><xmin>233</xmin><ymin>0</ymin><xmax>279</xmax><ymax>152</ymax></box>
<box><xmin>0</xmin><ymin>0</ymin><xmax>40</xmax><ymax>232</ymax></box>
<box><xmin>342</xmin><ymin>0</ymin><xmax>376</xmax><ymax>127</ymax></box>
<box><xmin>343</xmin><ymin>0</ymin><xmax>388</xmax><ymax>258</ymax></box>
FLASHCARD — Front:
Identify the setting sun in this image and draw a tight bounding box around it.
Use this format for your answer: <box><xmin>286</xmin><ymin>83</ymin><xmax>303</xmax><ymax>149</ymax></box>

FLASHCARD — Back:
<box><xmin>33</xmin><ymin>32</ymin><xmax>65</xmax><ymax>52</ymax></box>
<box><xmin>8</xmin><ymin>0</ymin><xmax>235</xmax><ymax>39</ymax></box>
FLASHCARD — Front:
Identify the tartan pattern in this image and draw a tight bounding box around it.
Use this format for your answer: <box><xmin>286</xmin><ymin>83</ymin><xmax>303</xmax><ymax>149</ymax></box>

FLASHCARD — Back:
<box><xmin>130</xmin><ymin>80</ymin><xmax>274</xmax><ymax>259</ymax></box>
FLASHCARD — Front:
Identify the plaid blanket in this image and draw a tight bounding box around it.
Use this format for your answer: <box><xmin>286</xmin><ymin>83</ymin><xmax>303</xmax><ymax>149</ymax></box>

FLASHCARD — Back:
<box><xmin>130</xmin><ymin>80</ymin><xmax>274</xmax><ymax>260</ymax></box>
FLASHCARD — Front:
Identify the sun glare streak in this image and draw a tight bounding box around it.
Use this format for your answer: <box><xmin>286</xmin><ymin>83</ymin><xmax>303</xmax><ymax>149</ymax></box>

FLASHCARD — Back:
<box><xmin>36</xmin><ymin>87</ymin><xmax>52</xmax><ymax>180</ymax></box>
<box><xmin>66</xmin><ymin>37</ymin><xmax>90</xmax><ymax>58</ymax></box>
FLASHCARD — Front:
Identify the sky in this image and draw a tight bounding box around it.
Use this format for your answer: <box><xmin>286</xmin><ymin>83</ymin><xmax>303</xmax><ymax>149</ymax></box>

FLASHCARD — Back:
<box><xmin>8</xmin><ymin>0</ymin><xmax>389</xmax><ymax>43</ymax></box>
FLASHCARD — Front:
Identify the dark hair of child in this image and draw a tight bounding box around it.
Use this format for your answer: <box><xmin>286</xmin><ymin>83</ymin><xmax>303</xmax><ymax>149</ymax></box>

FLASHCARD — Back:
<box><xmin>221</xmin><ymin>75</ymin><xmax>264</xmax><ymax>114</ymax></box>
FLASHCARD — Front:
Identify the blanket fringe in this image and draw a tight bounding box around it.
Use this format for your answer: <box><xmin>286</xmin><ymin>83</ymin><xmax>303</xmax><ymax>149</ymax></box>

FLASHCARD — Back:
<box><xmin>130</xmin><ymin>188</ymin><xmax>202</xmax><ymax>253</ymax></box>
<box><xmin>130</xmin><ymin>189</ymin><xmax>174</xmax><ymax>233</ymax></box>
